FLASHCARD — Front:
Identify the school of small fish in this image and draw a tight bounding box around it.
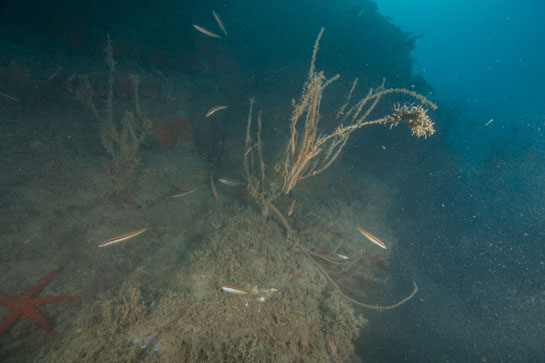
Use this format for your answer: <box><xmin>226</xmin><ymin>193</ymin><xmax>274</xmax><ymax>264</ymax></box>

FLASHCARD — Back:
<box><xmin>92</xmin><ymin>12</ymin><xmax>399</xmax><ymax>360</ymax></box>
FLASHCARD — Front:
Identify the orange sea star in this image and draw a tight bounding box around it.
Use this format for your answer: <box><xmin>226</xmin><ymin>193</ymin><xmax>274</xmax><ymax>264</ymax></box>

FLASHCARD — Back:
<box><xmin>0</xmin><ymin>269</ymin><xmax>78</xmax><ymax>335</ymax></box>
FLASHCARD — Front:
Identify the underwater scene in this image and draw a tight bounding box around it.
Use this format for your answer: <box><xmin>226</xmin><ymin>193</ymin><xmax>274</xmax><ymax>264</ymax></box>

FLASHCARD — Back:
<box><xmin>0</xmin><ymin>0</ymin><xmax>543</xmax><ymax>362</ymax></box>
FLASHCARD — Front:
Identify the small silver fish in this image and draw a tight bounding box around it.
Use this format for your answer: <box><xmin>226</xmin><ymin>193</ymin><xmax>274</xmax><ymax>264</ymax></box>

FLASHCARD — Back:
<box><xmin>193</xmin><ymin>24</ymin><xmax>221</xmax><ymax>39</ymax></box>
<box><xmin>218</xmin><ymin>178</ymin><xmax>246</xmax><ymax>187</ymax></box>
<box><xmin>356</xmin><ymin>225</ymin><xmax>387</xmax><ymax>249</ymax></box>
<box><xmin>212</xmin><ymin>10</ymin><xmax>227</xmax><ymax>36</ymax></box>
<box><xmin>171</xmin><ymin>189</ymin><xmax>196</xmax><ymax>198</ymax></box>
<box><xmin>206</xmin><ymin>105</ymin><xmax>228</xmax><ymax>117</ymax></box>
<box><xmin>221</xmin><ymin>285</ymin><xmax>248</xmax><ymax>295</ymax></box>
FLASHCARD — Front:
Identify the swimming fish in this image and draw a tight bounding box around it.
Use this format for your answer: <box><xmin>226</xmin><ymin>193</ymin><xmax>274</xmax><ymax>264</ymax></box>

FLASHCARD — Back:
<box><xmin>98</xmin><ymin>228</ymin><xmax>147</xmax><ymax>247</ymax></box>
<box><xmin>171</xmin><ymin>189</ymin><xmax>196</xmax><ymax>198</ymax></box>
<box><xmin>218</xmin><ymin>178</ymin><xmax>246</xmax><ymax>187</ymax></box>
<box><xmin>288</xmin><ymin>199</ymin><xmax>296</xmax><ymax>216</ymax></box>
<box><xmin>193</xmin><ymin>24</ymin><xmax>221</xmax><ymax>39</ymax></box>
<box><xmin>356</xmin><ymin>225</ymin><xmax>387</xmax><ymax>249</ymax></box>
<box><xmin>244</xmin><ymin>143</ymin><xmax>258</xmax><ymax>156</ymax></box>
<box><xmin>210</xmin><ymin>174</ymin><xmax>220</xmax><ymax>200</ymax></box>
<box><xmin>206</xmin><ymin>105</ymin><xmax>228</xmax><ymax>117</ymax></box>
<box><xmin>212</xmin><ymin>10</ymin><xmax>227</xmax><ymax>35</ymax></box>
<box><xmin>48</xmin><ymin>67</ymin><xmax>61</xmax><ymax>80</ymax></box>
<box><xmin>221</xmin><ymin>285</ymin><xmax>248</xmax><ymax>295</ymax></box>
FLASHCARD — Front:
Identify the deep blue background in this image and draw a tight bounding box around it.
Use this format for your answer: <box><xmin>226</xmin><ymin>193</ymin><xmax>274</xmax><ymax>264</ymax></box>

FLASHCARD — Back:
<box><xmin>376</xmin><ymin>0</ymin><xmax>545</xmax><ymax>163</ymax></box>
<box><xmin>365</xmin><ymin>1</ymin><xmax>545</xmax><ymax>361</ymax></box>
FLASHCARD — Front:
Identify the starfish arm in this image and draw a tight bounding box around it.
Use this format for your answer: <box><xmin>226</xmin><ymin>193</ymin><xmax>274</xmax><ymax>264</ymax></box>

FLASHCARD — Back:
<box><xmin>0</xmin><ymin>310</ymin><xmax>22</xmax><ymax>335</ymax></box>
<box><xmin>1</xmin><ymin>270</ymin><xmax>79</xmax><ymax>336</ymax></box>
<box><xmin>0</xmin><ymin>293</ymin><xmax>13</xmax><ymax>305</ymax></box>
<box><xmin>23</xmin><ymin>306</ymin><xmax>56</xmax><ymax>335</ymax></box>
<box><xmin>29</xmin><ymin>295</ymin><xmax>79</xmax><ymax>306</ymax></box>
<box><xmin>22</xmin><ymin>270</ymin><xmax>55</xmax><ymax>299</ymax></box>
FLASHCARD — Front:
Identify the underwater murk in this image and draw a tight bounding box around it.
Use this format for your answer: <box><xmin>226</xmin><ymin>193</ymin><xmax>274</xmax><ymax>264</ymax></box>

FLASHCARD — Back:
<box><xmin>1</xmin><ymin>1</ymin><xmax>543</xmax><ymax>362</ymax></box>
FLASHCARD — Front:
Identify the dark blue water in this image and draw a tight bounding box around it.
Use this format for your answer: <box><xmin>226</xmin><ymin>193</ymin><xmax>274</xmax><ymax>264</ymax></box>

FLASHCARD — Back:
<box><xmin>363</xmin><ymin>1</ymin><xmax>545</xmax><ymax>361</ymax></box>
<box><xmin>1</xmin><ymin>0</ymin><xmax>543</xmax><ymax>361</ymax></box>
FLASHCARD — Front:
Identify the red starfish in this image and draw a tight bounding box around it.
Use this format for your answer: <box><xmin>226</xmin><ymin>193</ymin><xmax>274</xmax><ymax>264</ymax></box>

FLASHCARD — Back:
<box><xmin>0</xmin><ymin>269</ymin><xmax>78</xmax><ymax>335</ymax></box>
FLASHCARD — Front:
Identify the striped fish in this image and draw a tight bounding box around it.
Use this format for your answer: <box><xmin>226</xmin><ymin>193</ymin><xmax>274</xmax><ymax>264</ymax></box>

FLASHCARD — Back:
<box><xmin>210</xmin><ymin>174</ymin><xmax>220</xmax><ymax>200</ymax></box>
<box><xmin>218</xmin><ymin>178</ymin><xmax>246</xmax><ymax>187</ymax></box>
<box><xmin>98</xmin><ymin>228</ymin><xmax>147</xmax><ymax>248</ymax></box>
<box><xmin>221</xmin><ymin>285</ymin><xmax>248</xmax><ymax>295</ymax></box>
<box><xmin>287</xmin><ymin>199</ymin><xmax>296</xmax><ymax>216</ymax></box>
<box><xmin>356</xmin><ymin>225</ymin><xmax>387</xmax><ymax>249</ymax></box>
<box><xmin>171</xmin><ymin>189</ymin><xmax>196</xmax><ymax>198</ymax></box>
<box><xmin>244</xmin><ymin>143</ymin><xmax>257</xmax><ymax>156</ymax></box>
<box><xmin>193</xmin><ymin>24</ymin><xmax>221</xmax><ymax>38</ymax></box>
<box><xmin>212</xmin><ymin>10</ymin><xmax>227</xmax><ymax>36</ymax></box>
<box><xmin>206</xmin><ymin>105</ymin><xmax>228</xmax><ymax>117</ymax></box>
